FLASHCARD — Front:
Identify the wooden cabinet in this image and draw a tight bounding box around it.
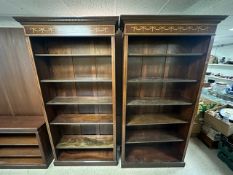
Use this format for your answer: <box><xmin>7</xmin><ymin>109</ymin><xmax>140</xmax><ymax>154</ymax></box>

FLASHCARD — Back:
<box><xmin>0</xmin><ymin>116</ymin><xmax>52</xmax><ymax>168</ymax></box>
<box><xmin>0</xmin><ymin>28</ymin><xmax>52</xmax><ymax>168</ymax></box>
<box><xmin>120</xmin><ymin>15</ymin><xmax>226</xmax><ymax>168</ymax></box>
<box><xmin>15</xmin><ymin>17</ymin><xmax>118</xmax><ymax>166</ymax></box>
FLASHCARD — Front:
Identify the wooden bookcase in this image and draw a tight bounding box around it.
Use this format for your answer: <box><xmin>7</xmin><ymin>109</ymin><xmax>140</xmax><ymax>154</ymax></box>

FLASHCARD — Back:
<box><xmin>120</xmin><ymin>15</ymin><xmax>226</xmax><ymax>168</ymax></box>
<box><xmin>15</xmin><ymin>17</ymin><xmax>118</xmax><ymax>166</ymax></box>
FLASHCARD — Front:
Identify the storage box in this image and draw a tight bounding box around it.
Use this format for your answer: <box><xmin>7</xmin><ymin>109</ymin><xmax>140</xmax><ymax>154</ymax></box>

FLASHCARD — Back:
<box><xmin>204</xmin><ymin>105</ymin><xmax>233</xmax><ymax>136</ymax></box>
<box><xmin>198</xmin><ymin>131</ymin><xmax>219</xmax><ymax>149</ymax></box>
<box><xmin>191</xmin><ymin>122</ymin><xmax>201</xmax><ymax>137</ymax></box>
<box><xmin>218</xmin><ymin>136</ymin><xmax>233</xmax><ymax>171</ymax></box>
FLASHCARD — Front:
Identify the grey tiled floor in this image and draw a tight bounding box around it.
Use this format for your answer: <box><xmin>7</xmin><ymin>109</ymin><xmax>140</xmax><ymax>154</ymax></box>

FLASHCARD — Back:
<box><xmin>0</xmin><ymin>138</ymin><xmax>232</xmax><ymax>175</ymax></box>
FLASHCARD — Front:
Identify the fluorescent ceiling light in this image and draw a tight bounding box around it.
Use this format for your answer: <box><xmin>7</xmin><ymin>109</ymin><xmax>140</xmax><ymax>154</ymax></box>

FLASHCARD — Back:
<box><xmin>229</xmin><ymin>28</ymin><xmax>233</xmax><ymax>31</ymax></box>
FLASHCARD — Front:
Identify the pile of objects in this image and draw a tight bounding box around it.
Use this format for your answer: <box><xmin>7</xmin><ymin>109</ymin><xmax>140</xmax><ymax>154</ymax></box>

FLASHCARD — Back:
<box><xmin>199</xmin><ymin>103</ymin><xmax>233</xmax><ymax>170</ymax></box>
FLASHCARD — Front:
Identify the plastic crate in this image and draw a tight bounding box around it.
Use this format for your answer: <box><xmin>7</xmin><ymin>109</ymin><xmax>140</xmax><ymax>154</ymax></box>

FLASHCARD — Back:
<box><xmin>218</xmin><ymin>135</ymin><xmax>233</xmax><ymax>171</ymax></box>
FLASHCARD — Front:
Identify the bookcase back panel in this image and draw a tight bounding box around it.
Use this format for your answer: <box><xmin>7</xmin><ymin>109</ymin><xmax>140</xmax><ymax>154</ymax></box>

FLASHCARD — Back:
<box><xmin>127</xmin><ymin>83</ymin><xmax>197</xmax><ymax>101</ymax></box>
<box><xmin>35</xmin><ymin>57</ymin><xmax>112</xmax><ymax>80</ymax></box>
<box><xmin>128</xmin><ymin>36</ymin><xmax>210</xmax><ymax>54</ymax></box>
<box><xmin>73</xmin><ymin>57</ymin><xmax>112</xmax><ymax>78</ymax></box>
<box><xmin>127</xmin><ymin>106</ymin><xmax>177</xmax><ymax>114</ymax></box>
<box><xmin>126</xmin><ymin>106</ymin><xmax>192</xmax><ymax>121</ymax></box>
<box><xmin>47</xmin><ymin>83</ymin><xmax>112</xmax><ymax>97</ymax></box>
<box><xmin>57</xmin><ymin>125</ymin><xmax>113</xmax><ymax>135</ymax></box>
<box><xmin>128</xmin><ymin>57</ymin><xmax>164</xmax><ymax>79</ymax></box>
<box><xmin>31</xmin><ymin>37</ymin><xmax>111</xmax><ymax>55</ymax></box>
<box><xmin>128</xmin><ymin>57</ymin><xmax>206</xmax><ymax>80</ymax></box>
<box><xmin>125</xmin><ymin>142</ymin><xmax>183</xmax><ymax>162</ymax></box>
<box><xmin>53</xmin><ymin>105</ymin><xmax>112</xmax><ymax>115</ymax></box>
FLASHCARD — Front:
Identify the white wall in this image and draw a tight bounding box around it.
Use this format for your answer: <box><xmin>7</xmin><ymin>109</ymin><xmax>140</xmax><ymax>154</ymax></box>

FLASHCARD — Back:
<box><xmin>0</xmin><ymin>16</ymin><xmax>21</xmax><ymax>28</ymax></box>
<box><xmin>211</xmin><ymin>45</ymin><xmax>233</xmax><ymax>58</ymax></box>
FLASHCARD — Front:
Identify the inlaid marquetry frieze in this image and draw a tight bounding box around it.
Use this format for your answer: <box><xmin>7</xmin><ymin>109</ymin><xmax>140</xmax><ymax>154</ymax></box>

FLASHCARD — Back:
<box><xmin>125</xmin><ymin>24</ymin><xmax>216</xmax><ymax>34</ymax></box>
<box><xmin>24</xmin><ymin>25</ymin><xmax>115</xmax><ymax>36</ymax></box>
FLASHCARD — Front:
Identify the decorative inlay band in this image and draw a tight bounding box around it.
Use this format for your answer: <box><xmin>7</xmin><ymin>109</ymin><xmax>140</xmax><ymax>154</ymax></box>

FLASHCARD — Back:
<box><xmin>125</xmin><ymin>24</ymin><xmax>216</xmax><ymax>34</ymax></box>
<box><xmin>29</xmin><ymin>27</ymin><xmax>55</xmax><ymax>34</ymax></box>
<box><xmin>24</xmin><ymin>25</ymin><xmax>115</xmax><ymax>36</ymax></box>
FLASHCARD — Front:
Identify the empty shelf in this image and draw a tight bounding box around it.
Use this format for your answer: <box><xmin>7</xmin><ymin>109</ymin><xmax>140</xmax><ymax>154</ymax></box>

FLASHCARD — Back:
<box><xmin>0</xmin><ymin>147</ymin><xmax>41</xmax><ymax>157</ymax></box>
<box><xmin>126</xmin><ymin>129</ymin><xmax>184</xmax><ymax>144</ymax></box>
<box><xmin>127</xmin><ymin>78</ymin><xmax>197</xmax><ymax>83</ymax></box>
<box><xmin>41</xmin><ymin>77</ymin><xmax>112</xmax><ymax>83</ymax></box>
<box><xmin>51</xmin><ymin>114</ymin><xmax>113</xmax><ymax>125</ymax></box>
<box><xmin>126</xmin><ymin>145</ymin><xmax>180</xmax><ymax>162</ymax></box>
<box><xmin>0</xmin><ymin>158</ymin><xmax>43</xmax><ymax>165</ymax></box>
<box><xmin>47</xmin><ymin>96</ymin><xmax>112</xmax><ymax>105</ymax></box>
<box><xmin>127</xmin><ymin>114</ymin><xmax>187</xmax><ymax>126</ymax></box>
<box><xmin>0</xmin><ymin>135</ymin><xmax>38</xmax><ymax>146</ymax></box>
<box><xmin>127</xmin><ymin>97</ymin><xmax>192</xmax><ymax>106</ymax></box>
<box><xmin>58</xmin><ymin>150</ymin><xmax>113</xmax><ymax>161</ymax></box>
<box><xmin>0</xmin><ymin>116</ymin><xmax>44</xmax><ymax>132</ymax></box>
<box><xmin>56</xmin><ymin>135</ymin><xmax>113</xmax><ymax>149</ymax></box>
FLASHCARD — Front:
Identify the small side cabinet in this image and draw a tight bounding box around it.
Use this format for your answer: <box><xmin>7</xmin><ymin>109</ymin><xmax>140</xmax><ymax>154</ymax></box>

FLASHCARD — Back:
<box><xmin>0</xmin><ymin>28</ymin><xmax>53</xmax><ymax>168</ymax></box>
<box><xmin>0</xmin><ymin>116</ymin><xmax>52</xmax><ymax>168</ymax></box>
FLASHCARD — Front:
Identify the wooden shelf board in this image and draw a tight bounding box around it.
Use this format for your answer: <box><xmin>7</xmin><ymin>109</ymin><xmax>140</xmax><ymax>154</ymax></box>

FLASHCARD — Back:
<box><xmin>47</xmin><ymin>96</ymin><xmax>112</xmax><ymax>105</ymax></box>
<box><xmin>122</xmin><ymin>161</ymin><xmax>185</xmax><ymax>168</ymax></box>
<box><xmin>0</xmin><ymin>157</ymin><xmax>43</xmax><ymax>165</ymax></box>
<box><xmin>0</xmin><ymin>116</ymin><xmax>44</xmax><ymax>133</ymax></box>
<box><xmin>41</xmin><ymin>77</ymin><xmax>112</xmax><ymax>83</ymax></box>
<box><xmin>0</xmin><ymin>147</ymin><xmax>41</xmax><ymax>157</ymax></box>
<box><xmin>128</xmin><ymin>53</ymin><xmax>204</xmax><ymax>57</ymax></box>
<box><xmin>35</xmin><ymin>54</ymin><xmax>111</xmax><ymax>57</ymax></box>
<box><xmin>58</xmin><ymin>149</ymin><xmax>113</xmax><ymax>161</ymax></box>
<box><xmin>128</xmin><ymin>78</ymin><xmax>197</xmax><ymax>83</ymax></box>
<box><xmin>126</xmin><ymin>129</ymin><xmax>184</xmax><ymax>144</ymax></box>
<box><xmin>127</xmin><ymin>114</ymin><xmax>187</xmax><ymax>126</ymax></box>
<box><xmin>0</xmin><ymin>135</ymin><xmax>38</xmax><ymax>146</ymax></box>
<box><xmin>54</xmin><ymin>160</ymin><xmax>117</xmax><ymax>166</ymax></box>
<box><xmin>127</xmin><ymin>97</ymin><xmax>192</xmax><ymax>106</ymax></box>
<box><xmin>56</xmin><ymin>135</ymin><xmax>113</xmax><ymax>149</ymax></box>
<box><xmin>126</xmin><ymin>145</ymin><xmax>180</xmax><ymax>162</ymax></box>
<box><xmin>51</xmin><ymin>114</ymin><xmax>113</xmax><ymax>125</ymax></box>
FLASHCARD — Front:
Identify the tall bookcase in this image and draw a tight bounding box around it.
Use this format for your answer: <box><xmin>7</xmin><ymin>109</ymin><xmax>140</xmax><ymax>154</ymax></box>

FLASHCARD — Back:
<box><xmin>15</xmin><ymin>17</ymin><xmax>118</xmax><ymax>166</ymax></box>
<box><xmin>120</xmin><ymin>15</ymin><xmax>226</xmax><ymax>168</ymax></box>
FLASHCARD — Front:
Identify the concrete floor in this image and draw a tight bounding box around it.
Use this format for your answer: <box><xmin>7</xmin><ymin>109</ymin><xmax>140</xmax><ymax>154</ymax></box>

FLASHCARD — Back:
<box><xmin>0</xmin><ymin>138</ymin><xmax>232</xmax><ymax>175</ymax></box>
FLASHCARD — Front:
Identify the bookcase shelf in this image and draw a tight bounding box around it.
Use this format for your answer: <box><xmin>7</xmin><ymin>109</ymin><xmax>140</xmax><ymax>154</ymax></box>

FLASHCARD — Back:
<box><xmin>35</xmin><ymin>54</ymin><xmax>111</xmax><ymax>57</ymax></box>
<box><xmin>127</xmin><ymin>97</ymin><xmax>192</xmax><ymax>106</ymax></box>
<box><xmin>41</xmin><ymin>77</ymin><xmax>112</xmax><ymax>83</ymax></box>
<box><xmin>51</xmin><ymin>114</ymin><xmax>113</xmax><ymax>125</ymax></box>
<box><xmin>126</xmin><ymin>114</ymin><xmax>188</xmax><ymax>126</ymax></box>
<box><xmin>128</xmin><ymin>53</ymin><xmax>204</xmax><ymax>57</ymax></box>
<box><xmin>56</xmin><ymin>135</ymin><xmax>113</xmax><ymax>149</ymax></box>
<box><xmin>47</xmin><ymin>96</ymin><xmax>112</xmax><ymax>105</ymax></box>
<box><xmin>121</xmin><ymin>15</ymin><xmax>225</xmax><ymax>168</ymax></box>
<box><xmin>17</xmin><ymin>17</ymin><xmax>118</xmax><ymax>166</ymax></box>
<box><xmin>127</xmin><ymin>78</ymin><xmax>197</xmax><ymax>83</ymax></box>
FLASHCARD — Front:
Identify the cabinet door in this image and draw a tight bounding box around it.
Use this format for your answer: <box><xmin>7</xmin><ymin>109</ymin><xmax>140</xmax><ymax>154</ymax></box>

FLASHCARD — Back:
<box><xmin>0</xmin><ymin>28</ymin><xmax>43</xmax><ymax>115</ymax></box>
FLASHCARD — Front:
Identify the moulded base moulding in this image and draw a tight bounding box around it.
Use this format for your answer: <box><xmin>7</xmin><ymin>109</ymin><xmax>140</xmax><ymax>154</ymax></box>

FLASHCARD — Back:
<box><xmin>121</xmin><ymin>161</ymin><xmax>185</xmax><ymax>168</ymax></box>
<box><xmin>53</xmin><ymin>160</ymin><xmax>118</xmax><ymax>166</ymax></box>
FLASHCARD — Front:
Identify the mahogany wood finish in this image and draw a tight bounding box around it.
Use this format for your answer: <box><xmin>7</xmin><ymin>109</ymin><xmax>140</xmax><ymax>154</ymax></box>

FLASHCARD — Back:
<box><xmin>0</xmin><ymin>28</ymin><xmax>52</xmax><ymax>168</ymax></box>
<box><xmin>15</xmin><ymin>17</ymin><xmax>118</xmax><ymax>166</ymax></box>
<box><xmin>121</xmin><ymin>15</ymin><xmax>226</xmax><ymax>168</ymax></box>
